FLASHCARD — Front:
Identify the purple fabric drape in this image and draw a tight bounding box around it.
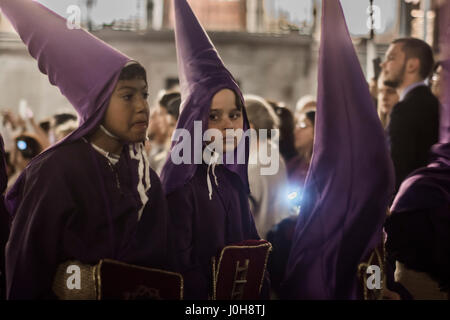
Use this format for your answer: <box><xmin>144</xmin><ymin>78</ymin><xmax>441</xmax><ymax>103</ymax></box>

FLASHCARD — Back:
<box><xmin>282</xmin><ymin>0</ymin><xmax>394</xmax><ymax>299</ymax></box>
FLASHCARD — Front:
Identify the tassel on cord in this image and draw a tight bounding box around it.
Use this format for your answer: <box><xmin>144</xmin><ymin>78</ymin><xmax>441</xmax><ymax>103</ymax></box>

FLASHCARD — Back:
<box><xmin>129</xmin><ymin>143</ymin><xmax>151</xmax><ymax>220</ymax></box>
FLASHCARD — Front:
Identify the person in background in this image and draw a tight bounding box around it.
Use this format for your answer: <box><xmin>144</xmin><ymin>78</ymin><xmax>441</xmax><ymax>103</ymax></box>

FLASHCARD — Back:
<box><xmin>7</xmin><ymin>133</ymin><xmax>44</xmax><ymax>191</ymax></box>
<box><xmin>289</xmin><ymin>109</ymin><xmax>316</xmax><ymax>198</ymax></box>
<box><xmin>430</xmin><ymin>61</ymin><xmax>443</xmax><ymax>101</ymax></box>
<box><xmin>295</xmin><ymin>95</ymin><xmax>316</xmax><ymax>117</ymax></box>
<box><xmin>267</xmin><ymin>101</ymin><xmax>298</xmax><ymax>164</ymax></box>
<box><xmin>245</xmin><ymin>94</ymin><xmax>290</xmax><ymax>239</ymax></box>
<box><xmin>369</xmin><ymin>76</ymin><xmax>379</xmax><ymax>108</ymax></box>
<box><xmin>377</xmin><ymin>73</ymin><xmax>400</xmax><ymax>129</ymax></box>
<box><xmin>147</xmin><ymin>90</ymin><xmax>181</xmax><ymax>175</ymax></box>
<box><xmin>50</xmin><ymin>113</ymin><xmax>78</xmax><ymax>143</ymax></box>
<box><xmin>381</xmin><ymin>37</ymin><xmax>439</xmax><ymax>192</ymax></box>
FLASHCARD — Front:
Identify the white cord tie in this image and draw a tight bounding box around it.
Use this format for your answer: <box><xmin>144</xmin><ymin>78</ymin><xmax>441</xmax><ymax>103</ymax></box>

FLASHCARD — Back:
<box><xmin>129</xmin><ymin>143</ymin><xmax>151</xmax><ymax>220</ymax></box>
<box><xmin>206</xmin><ymin>148</ymin><xmax>220</xmax><ymax>200</ymax></box>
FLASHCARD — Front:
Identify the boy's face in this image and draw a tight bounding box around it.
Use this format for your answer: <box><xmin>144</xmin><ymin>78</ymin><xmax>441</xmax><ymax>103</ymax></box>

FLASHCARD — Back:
<box><xmin>104</xmin><ymin>78</ymin><xmax>150</xmax><ymax>143</ymax></box>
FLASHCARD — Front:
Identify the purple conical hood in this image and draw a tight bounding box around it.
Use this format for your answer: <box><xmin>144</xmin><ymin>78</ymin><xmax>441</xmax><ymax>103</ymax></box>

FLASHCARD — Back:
<box><xmin>282</xmin><ymin>0</ymin><xmax>394</xmax><ymax>299</ymax></box>
<box><xmin>390</xmin><ymin>2</ymin><xmax>450</xmax><ymax>213</ymax></box>
<box><xmin>160</xmin><ymin>0</ymin><xmax>249</xmax><ymax>195</ymax></box>
<box><xmin>0</xmin><ymin>0</ymin><xmax>132</xmax><ymax>215</ymax></box>
<box><xmin>0</xmin><ymin>0</ymin><xmax>130</xmax><ymax>125</ymax></box>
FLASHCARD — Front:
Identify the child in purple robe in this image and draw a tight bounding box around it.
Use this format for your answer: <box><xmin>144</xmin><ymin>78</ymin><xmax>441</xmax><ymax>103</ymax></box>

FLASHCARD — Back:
<box><xmin>1</xmin><ymin>0</ymin><xmax>169</xmax><ymax>299</ymax></box>
<box><xmin>160</xmin><ymin>0</ymin><xmax>264</xmax><ymax>300</ymax></box>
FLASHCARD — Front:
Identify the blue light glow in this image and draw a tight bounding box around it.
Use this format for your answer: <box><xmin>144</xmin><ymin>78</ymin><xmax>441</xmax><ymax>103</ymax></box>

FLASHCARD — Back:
<box><xmin>17</xmin><ymin>140</ymin><xmax>27</xmax><ymax>151</ymax></box>
<box><xmin>287</xmin><ymin>191</ymin><xmax>298</xmax><ymax>201</ymax></box>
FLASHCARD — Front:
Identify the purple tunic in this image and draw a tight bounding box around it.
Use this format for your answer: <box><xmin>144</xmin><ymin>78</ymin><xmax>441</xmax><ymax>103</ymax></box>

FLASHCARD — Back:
<box><xmin>167</xmin><ymin>163</ymin><xmax>260</xmax><ymax>299</ymax></box>
<box><xmin>6</xmin><ymin>140</ymin><xmax>169</xmax><ymax>299</ymax></box>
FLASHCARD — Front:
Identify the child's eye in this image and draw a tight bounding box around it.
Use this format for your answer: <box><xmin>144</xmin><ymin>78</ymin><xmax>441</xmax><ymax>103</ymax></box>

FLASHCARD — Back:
<box><xmin>123</xmin><ymin>94</ymin><xmax>133</xmax><ymax>101</ymax></box>
<box><xmin>209</xmin><ymin>114</ymin><xmax>219</xmax><ymax>121</ymax></box>
<box><xmin>230</xmin><ymin>112</ymin><xmax>242</xmax><ymax>120</ymax></box>
<box><xmin>143</xmin><ymin>93</ymin><xmax>149</xmax><ymax>100</ymax></box>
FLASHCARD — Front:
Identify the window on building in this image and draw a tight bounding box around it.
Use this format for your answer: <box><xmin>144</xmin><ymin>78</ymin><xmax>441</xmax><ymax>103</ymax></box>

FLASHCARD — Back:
<box><xmin>340</xmin><ymin>0</ymin><xmax>397</xmax><ymax>37</ymax></box>
<box><xmin>262</xmin><ymin>0</ymin><xmax>315</xmax><ymax>34</ymax></box>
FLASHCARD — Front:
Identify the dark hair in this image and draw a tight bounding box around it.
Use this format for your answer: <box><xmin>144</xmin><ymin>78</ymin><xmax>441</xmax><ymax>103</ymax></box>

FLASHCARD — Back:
<box><xmin>429</xmin><ymin>61</ymin><xmax>442</xmax><ymax>87</ymax></box>
<box><xmin>39</xmin><ymin>120</ymin><xmax>51</xmax><ymax>133</ymax></box>
<box><xmin>433</xmin><ymin>61</ymin><xmax>442</xmax><ymax>73</ymax></box>
<box><xmin>159</xmin><ymin>92</ymin><xmax>181</xmax><ymax>121</ymax></box>
<box><xmin>392</xmin><ymin>38</ymin><xmax>434</xmax><ymax>79</ymax></box>
<box><xmin>235</xmin><ymin>92</ymin><xmax>244</xmax><ymax>111</ymax></box>
<box><xmin>305</xmin><ymin>110</ymin><xmax>316</xmax><ymax>126</ymax></box>
<box><xmin>15</xmin><ymin>135</ymin><xmax>42</xmax><ymax>159</ymax></box>
<box><xmin>118</xmin><ymin>63</ymin><xmax>147</xmax><ymax>83</ymax></box>
<box><xmin>245</xmin><ymin>95</ymin><xmax>279</xmax><ymax>139</ymax></box>
<box><xmin>267</xmin><ymin>100</ymin><xmax>297</xmax><ymax>161</ymax></box>
<box><xmin>53</xmin><ymin>113</ymin><xmax>77</xmax><ymax>127</ymax></box>
<box><xmin>210</xmin><ymin>88</ymin><xmax>244</xmax><ymax>111</ymax></box>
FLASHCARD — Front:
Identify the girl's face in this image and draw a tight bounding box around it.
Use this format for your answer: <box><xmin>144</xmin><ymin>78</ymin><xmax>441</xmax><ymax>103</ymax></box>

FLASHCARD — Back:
<box><xmin>104</xmin><ymin>78</ymin><xmax>150</xmax><ymax>143</ymax></box>
<box><xmin>207</xmin><ymin>89</ymin><xmax>243</xmax><ymax>152</ymax></box>
<box><xmin>294</xmin><ymin>113</ymin><xmax>314</xmax><ymax>151</ymax></box>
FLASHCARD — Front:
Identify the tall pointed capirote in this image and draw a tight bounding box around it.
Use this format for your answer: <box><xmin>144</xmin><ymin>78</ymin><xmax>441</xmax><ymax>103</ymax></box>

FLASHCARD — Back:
<box><xmin>160</xmin><ymin>0</ymin><xmax>250</xmax><ymax>195</ymax></box>
<box><xmin>282</xmin><ymin>0</ymin><xmax>394</xmax><ymax>299</ymax></box>
<box><xmin>0</xmin><ymin>0</ymin><xmax>132</xmax><ymax>214</ymax></box>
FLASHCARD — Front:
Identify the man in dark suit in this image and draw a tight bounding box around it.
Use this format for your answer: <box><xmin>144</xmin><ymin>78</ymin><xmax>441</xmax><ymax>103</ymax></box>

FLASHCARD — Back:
<box><xmin>381</xmin><ymin>38</ymin><xmax>439</xmax><ymax>193</ymax></box>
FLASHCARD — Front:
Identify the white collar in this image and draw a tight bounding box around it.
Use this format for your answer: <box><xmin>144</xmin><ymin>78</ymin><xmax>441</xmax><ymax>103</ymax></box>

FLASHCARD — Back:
<box><xmin>89</xmin><ymin>141</ymin><xmax>120</xmax><ymax>165</ymax></box>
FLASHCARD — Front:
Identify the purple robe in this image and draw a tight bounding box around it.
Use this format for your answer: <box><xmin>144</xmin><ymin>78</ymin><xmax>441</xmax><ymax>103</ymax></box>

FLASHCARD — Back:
<box><xmin>161</xmin><ymin>0</ymin><xmax>265</xmax><ymax>299</ymax></box>
<box><xmin>6</xmin><ymin>139</ymin><xmax>168</xmax><ymax>299</ymax></box>
<box><xmin>0</xmin><ymin>0</ymin><xmax>169</xmax><ymax>300</ymax></box>
<box><xmin>167</xmin><ymin>163</ymin><xmax>260</xmax><ymax>299</ymax></box>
